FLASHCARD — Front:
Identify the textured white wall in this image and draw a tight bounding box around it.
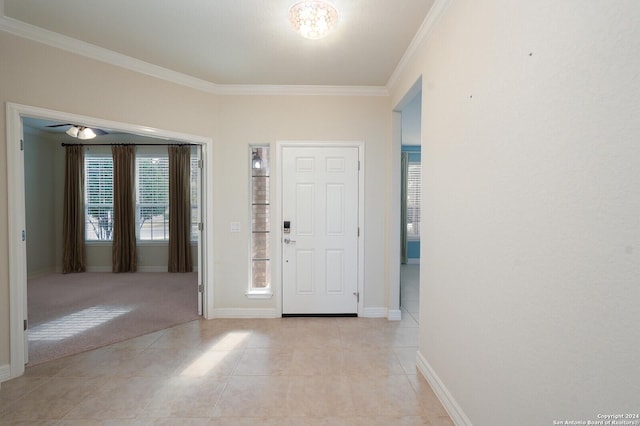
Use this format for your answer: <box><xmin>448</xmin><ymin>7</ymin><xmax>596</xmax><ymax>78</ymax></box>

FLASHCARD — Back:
<box><xmin>391</xmin><ymin>0</ymin><xmax>640</xmax><ymax>424</ymax></box>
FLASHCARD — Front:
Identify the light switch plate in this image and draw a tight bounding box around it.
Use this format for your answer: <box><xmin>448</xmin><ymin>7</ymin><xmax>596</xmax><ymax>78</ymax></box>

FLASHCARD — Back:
<box><xmin>230</xmin><ymin>222</ymin><xmax>241</xmax><ymax>233</ymax></box>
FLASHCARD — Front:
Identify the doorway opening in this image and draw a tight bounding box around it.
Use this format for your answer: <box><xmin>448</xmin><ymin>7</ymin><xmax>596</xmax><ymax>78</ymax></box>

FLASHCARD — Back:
<box><xmin>391</xmin><ymin>77</ymin><xmax>422</xmax><ymax>323</ymax></box>
<box><xmin>6</xmin><ymin>103</ymin><xmax>214</xmax><ymax>379</ymax></box>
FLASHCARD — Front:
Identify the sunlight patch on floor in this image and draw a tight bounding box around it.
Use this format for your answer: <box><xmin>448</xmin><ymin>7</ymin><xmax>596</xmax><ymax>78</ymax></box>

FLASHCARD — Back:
<box><xmin>28</xmin><ymin>306</ymin><xmax>133</xmax><ymax>341</ymax></box>
<box><xmin>180</xmin><ymin>331</ymin><xmax>250</xmax><ymax>377</ymax></box>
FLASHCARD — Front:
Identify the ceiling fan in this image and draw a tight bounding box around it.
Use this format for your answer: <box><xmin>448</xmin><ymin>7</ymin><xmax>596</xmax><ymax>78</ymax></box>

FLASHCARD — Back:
<box><xmin>46</xmin><ymin>123</ymin><xmax>108</xmax><ymax>140</ymax></box>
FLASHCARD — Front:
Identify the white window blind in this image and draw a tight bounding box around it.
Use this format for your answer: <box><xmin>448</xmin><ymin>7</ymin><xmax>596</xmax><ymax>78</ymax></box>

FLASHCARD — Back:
<box><xmin>85</xmin><ymin>155</ymin><xmax>114</xmax><ymax>241</ymax></box>
<box><xmin>136</xmin><ymin>156</ymin><xmax>169</xmax><ymax>241</ymax></box>
<box><xmin>85</xmin><ymin>149</ymin><xmax>199</xmax><ymax>243</ymax></box>
<box><xmin>190</xmin><ymin>154</ymin><xmax>199</xmax><ymax>242</ymax></box>
<box><xmin>407</xmin><ymin>160</ymin><xmax>421</xmax><ymax>239</ymax></box>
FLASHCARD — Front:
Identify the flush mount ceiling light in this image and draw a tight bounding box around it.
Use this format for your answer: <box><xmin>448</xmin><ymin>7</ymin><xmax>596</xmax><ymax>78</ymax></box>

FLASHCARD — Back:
<box><xmin>289</xmin><ymin>0</ymin><xmax>339</xmax><ymax>40</ymax></box>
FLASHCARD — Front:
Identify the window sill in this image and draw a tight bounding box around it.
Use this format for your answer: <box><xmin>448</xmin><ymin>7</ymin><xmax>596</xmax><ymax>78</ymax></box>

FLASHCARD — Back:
<box><xmin>245</xmin><ymin>291</ymin><xmax>273</xmax><ymax>300</ymax></box>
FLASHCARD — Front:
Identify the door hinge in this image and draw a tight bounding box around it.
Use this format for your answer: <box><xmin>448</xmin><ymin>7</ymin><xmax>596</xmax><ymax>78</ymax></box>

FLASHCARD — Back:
<box><xmin>357</xmin><ymin>227</ymin><xmax>360</xmax><ymax>237</ymax></box>
<box><xmin>24</xmin><ymin>319</ymin><xmax>28</xmax><ymax>331</ymax></box>
<box><xmin>198</xmin><ymin>222</ymin><xmax>204</xmax><ymax>231</ymax></box>
<box><xmin>358</xmin><ymin>160</ymin><xmax>360</xmax><ymax>171</ymax></box>
<box><xmin>22</xmin><ymin>230</ymin><xmax>26</xmax><ymax>241</ymax></box>
<box><xmin>353</xmin><ymin>291</ymin><xmax>360</xmax><ymax>303</ymax></box>
<box><xmin>198</xmin><ymin>284</ymin><xmax>204</xmax><ymax>292</ymax></box>
<box><xmin>198</xmin><ymin>159</ymin><xmax>203</xmax><ymax>169</ymax></box>
<box><xmin>20</xmin><ymin>139</ymin><xmax>24</xmax><ymax>151</ymax></box>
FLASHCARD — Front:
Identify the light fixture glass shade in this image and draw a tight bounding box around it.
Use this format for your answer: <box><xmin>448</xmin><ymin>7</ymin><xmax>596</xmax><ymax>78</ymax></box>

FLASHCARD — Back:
<box><xmin>78</xmin><ymin>127</ymin><xmax>96</xmax><ymax>140</ymax></box>
<box><xmin>289</xmin><ymin>0</ymin><xmax>339</xmax><ymax>40</ymax></box>
<box><xmin>66</xmin><ymin>126</ymin><xmax>79</xmax><ymax>138</ymax></box>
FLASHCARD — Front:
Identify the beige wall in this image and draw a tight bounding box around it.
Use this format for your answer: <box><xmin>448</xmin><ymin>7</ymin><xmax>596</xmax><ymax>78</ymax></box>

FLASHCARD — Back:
<box><xmin>0</xmin><ymin>31</ymin><xmax>392</xmax><ymax>367</ymax></box>
<box><xmin>23</xmin><ymin>129</ymin><xmax>58</xmax><ymax>277</ymax></box>
<box><xmin>391</xmin><ymin>0</ymin><xmax>640</xmax><ymax>424</ymax></box>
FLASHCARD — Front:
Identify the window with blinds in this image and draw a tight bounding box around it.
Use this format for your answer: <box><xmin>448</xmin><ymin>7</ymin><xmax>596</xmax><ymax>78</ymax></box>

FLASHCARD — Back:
<box><xmin>406</xmin><ymin>159</ymin><xmax>421</xmax><ymax>239</ymax></box>
<box><xmin>136</xmin><ymin>156</ymin><xmax>169</xmax><ymax>241</ymax></box>
<box><xmin>84</xmin><ymin>148</ymin><xmax>199</xmax><ymax>242</ymax></box>
<box><xmin>85</xmin><ymin>155</ymin><xmax>114</xmax><ymax>241</ymax></box>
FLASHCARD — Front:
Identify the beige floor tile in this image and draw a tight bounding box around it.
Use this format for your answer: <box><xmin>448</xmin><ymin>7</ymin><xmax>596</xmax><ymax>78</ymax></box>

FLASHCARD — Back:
<box><xmin>406</xmin><ymin>375</ymin><xmax>449</xmax><ymax>417</ymax></box>
<box><xmin>176</xmin><ymin>348</ymin><xmax>243</xmax><ymax>378</ymax></box>
<box><xmin>212</xmin><ymin>376</ymin><xmax>289</xmax><ymax>418</ymax></box>
<box><xmin>0</xmin><ymin>377</ymin><xmax>104</xmax><ymax>421</ymax></box>
<box><xmin>245</xmin><ymin>327</ymin><xmax>298</xmax><ymax>349</ymax></box>
<box><xmin>353</xmin><ymin>416</ymin><xmax>432</xmax><ymax>425</ymax></box>
<box><xmin>349</xmin><ymin>375</ymin><xmax>423</xmax><ymax>417</ymax></box>
<box><xmin>140</xmin><ymin>376</ymin><xmax>226</xmax><ymax>418</ymax></box>
<box><xmin>55</xmin><ymin>347</ymin><xmax>143</xmax><ymax>377</ymax></box>
<box><xmin>342</xmin><ymin>348</ymin><xmax>405</xmax><ymax>376</ymax></box>
<box><xmin>115</xmin><ymin>347</ymin><xmax>192</xmax><ymax>377</ymax></box>
<box><xmin>62</xmin><ymin>377</ymin><xmax>163</xmax><ymax>420</ymax></box>
<box><xmin>23</xmin><ymin>353</ymin><xmax>78</xmax><ymax>378</ymax></box>
<box><xmin>106</xmin><ymin>329</ymin><xmax>165</xmax><ymax>351</ymax></box>
<box><xmin>394</xmin><ymin>346</ymin><xmax>420</xmax><ymax>375</ymax></box>
<box><xmin>0</xmin><ymin>420</ymin><xmax>60</xmax><ymax>426</ymax></box>
<box><xmin>290</xmin><ymin>348</ymin><xmax>346</xmax><ymax>376</ymax></box>
<box><xmin>287</xmin><ymin>375</ymin><xmax>354</xmax><ymax>417</ymax></box>
<box><xmin>210</xmin><ymin>418</ymin><xmax>294</xmax><ymax>426</ymax></box>
<box><xmin>234</xmin><ymin>347</ymin><xmax>294</xmax><ymax>376</ymax></box>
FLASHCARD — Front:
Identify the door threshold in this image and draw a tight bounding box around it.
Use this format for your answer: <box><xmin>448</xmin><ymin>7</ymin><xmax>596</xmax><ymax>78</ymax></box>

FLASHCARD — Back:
<box><xmin>282</xmin><ymin>313</ymin><xmax>357</xmax><ymax>318</ymax></box>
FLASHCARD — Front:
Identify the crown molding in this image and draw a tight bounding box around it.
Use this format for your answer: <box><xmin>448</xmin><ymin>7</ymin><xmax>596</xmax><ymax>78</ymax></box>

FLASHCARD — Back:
<box><xmin>386</xmin><ymin>0</ymin><xmax>452</xmax><ymax>92</ymax></box>
<box><xmin>0</xmin><ymin>14</ymin><xmax>388</xmax><ymax>97</ymax></box>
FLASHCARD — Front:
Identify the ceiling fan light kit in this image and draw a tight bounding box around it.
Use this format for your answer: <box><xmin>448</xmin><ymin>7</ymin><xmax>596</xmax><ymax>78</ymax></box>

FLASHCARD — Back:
<box><xmin>289</xmin><ymin>0</ymin><xmax>339</xmax><ymax>40</ymax></box>
<box><xmin>65</xmin><ymin>125</ymin><xmax>97</xmax><ymax>140</ymax></box>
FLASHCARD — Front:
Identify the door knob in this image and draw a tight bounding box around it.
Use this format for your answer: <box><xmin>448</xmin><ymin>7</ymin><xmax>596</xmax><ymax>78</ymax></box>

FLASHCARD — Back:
<box><xmin>284</xmin><ymin>237</ymin><xmax>296</xmax><ymax>244</ymax></box>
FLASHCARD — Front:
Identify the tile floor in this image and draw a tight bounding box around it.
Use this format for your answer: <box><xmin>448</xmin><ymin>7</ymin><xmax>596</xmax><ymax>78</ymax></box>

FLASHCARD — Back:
<box><xmin>0</xmin><ymin>265</ymin><xmax>452</xmax><ymax>425</ymax></box>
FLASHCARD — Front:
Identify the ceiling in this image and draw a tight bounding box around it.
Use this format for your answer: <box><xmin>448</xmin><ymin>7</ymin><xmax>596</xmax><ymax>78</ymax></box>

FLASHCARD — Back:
<box><xmin>2</xmin><ymin>0</ymin><xmax>435</xmax><ymax>88</ymax></box>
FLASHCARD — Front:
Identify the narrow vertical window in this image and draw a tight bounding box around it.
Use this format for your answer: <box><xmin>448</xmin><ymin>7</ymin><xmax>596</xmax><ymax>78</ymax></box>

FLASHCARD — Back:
<box><xmin>85</xmin><ymin>154</ymin><xmax>113</xmax><ymax>241</ymax></box>
<box><xmin>249</xmin><ymin>146</ymin><xmax>271</xmax><ymax>295</ymax></box>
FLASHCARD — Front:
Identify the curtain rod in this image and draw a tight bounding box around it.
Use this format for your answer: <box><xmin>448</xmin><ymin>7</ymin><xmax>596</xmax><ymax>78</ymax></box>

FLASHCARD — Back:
<box><xmin>61</xmin><ymin>143</ymin><xmax>197</xmax><ymax>147</ymax></box>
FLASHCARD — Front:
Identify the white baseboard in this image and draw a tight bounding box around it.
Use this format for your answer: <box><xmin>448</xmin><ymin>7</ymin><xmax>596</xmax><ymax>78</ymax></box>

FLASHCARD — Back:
<box><xmin>0</xmin><ymin>364</ymin><xmax>10</xmax><ymax>385</ymax></box>
<box><xmin>416</xmin><ymin>350</ymin><xmax>472</xmax><ymax>426</ymax></box>
<box><xmin>85</xmin><ymin>266</ymin><xmax>112</xmax><ymax>272</ymax></box>
<box><xmin>361</xmin><ymin>307</ymin><xmax>388</xmax><ymax>318</ymax></box>
<box><xmin>387</xmin><ymin>309</ymin><xmax>402</xmax><ymax>321</ymax></box>
<box><xmin>85</xmin><ymin>266</ymin><xmax>198</xmax><ymax>273</ymax></box>
<box><xmin>212</xmin><ymin>308</ymin><xmax>279</xmax><ymax>319</ymax></box>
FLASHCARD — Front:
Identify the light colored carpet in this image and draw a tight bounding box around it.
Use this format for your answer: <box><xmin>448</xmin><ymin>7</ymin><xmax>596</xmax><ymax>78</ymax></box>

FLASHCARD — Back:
<box><xmin>27</xmin><ymin>272</ymin><xmax>199</xmax><ymax>366</ymax></box>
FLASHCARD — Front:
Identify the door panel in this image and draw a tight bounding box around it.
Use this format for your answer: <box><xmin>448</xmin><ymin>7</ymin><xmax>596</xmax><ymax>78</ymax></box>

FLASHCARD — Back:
<box><xmin>282</xmin><ymin>146</ymin><xmax>359</xmax><ymax>314</ymax></box>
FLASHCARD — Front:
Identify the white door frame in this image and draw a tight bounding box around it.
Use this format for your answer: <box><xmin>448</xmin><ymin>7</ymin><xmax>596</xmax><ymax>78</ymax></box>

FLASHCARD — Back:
<box><xmin>5</xmin><ymin>102</ymin><xmax>215</xmax><ymax>380</ymax></box>
<box><xmin>275</xmin><ymin>141</ymin><xmax>365</xmax><ymax>316</ymax></box>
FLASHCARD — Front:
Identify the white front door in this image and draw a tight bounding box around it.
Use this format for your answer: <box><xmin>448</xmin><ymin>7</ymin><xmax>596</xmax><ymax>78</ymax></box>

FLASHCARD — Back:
<box><xmin>282</xmin><ymin>146</ymin><xmax>360</xmax><ymax>314</ymax></box>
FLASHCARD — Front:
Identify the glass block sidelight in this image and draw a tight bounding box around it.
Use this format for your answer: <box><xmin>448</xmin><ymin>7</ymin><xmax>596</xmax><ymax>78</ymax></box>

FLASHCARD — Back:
<box><xmin>250</xmin><ymin>146</ymin><xmax>271</xmax><ymax>292</ymax></box>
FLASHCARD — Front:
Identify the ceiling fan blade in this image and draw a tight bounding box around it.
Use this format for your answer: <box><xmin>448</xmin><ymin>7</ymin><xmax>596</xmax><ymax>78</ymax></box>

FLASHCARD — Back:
<box><xmin>45</xmin><ymin>123</ymin><xmax>73</xmax><ymax>128</ymax></box>
<box><xmin>93</xmin><ymin>128</ymin><xmax>108</xmax><ymax>136</ymax></box>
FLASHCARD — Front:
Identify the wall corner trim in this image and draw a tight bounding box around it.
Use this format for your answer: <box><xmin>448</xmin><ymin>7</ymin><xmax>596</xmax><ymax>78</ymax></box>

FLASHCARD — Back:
<box><xmin>387</xmin><ymin>309</ymin><xmax>402</xmax><ymax>321</ymax></box>
<box><xmin>386</xmin><ymin>0</ymin><xmax>453</xmax><ymax>92</ymax></box>
<box><xmin>361</xmin><ymin>307</ymin><xmax>388</xmax><ymax>318</ymax></box>
<box><xmin>416</xmin><ymin>350</ymin><xmax>473</xmax><ymax>426</ymax></box>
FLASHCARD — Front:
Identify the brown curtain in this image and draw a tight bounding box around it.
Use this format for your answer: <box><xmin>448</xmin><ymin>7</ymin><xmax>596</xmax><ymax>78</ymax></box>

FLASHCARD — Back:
<box><xmin>62</xmin><ymin>145</ymin><xmax>86</xmax><ymax>273</ymax></box>
<box><xmin>168</xmin><ymin>145</ymin><xmax>193</xmax><ymax>272</ymax></box>
<box><xmin>112</xmin><ymin>145</ymin><xmax>137</xmax><ymax>272</ymax></box>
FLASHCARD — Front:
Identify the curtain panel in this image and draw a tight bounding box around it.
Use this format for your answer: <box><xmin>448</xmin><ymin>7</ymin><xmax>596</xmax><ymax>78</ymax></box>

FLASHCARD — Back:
<box><xmin>112</xmin><ymin>145</ymin><xmax>137</xmax><ymax>272</ymax></box>
<box><xmin>168</xmin><ymin>145</ymin><xmax>193</xmax><ymax>272</ymax></box>
<box><xmin>62</xmin><ymin>145</ymin><xmax>86</xmax><ymax>273</ymax></box>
